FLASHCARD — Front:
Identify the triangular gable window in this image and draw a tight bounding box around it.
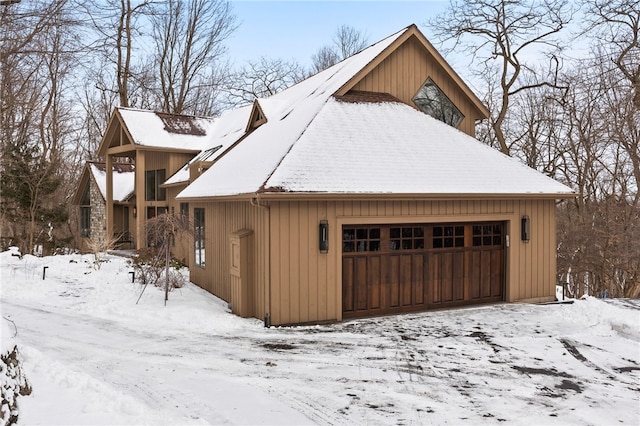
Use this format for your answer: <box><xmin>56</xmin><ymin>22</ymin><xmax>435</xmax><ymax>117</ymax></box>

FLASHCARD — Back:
<box><xmin>413</xmin><ymin>77</ymin><xmax>464</xmax><ymax>128</ymax></box>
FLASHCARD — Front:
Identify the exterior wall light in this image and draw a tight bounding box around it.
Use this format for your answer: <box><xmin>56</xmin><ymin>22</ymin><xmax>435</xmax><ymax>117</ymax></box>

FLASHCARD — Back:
<box><xmin>319</xmin><ymin>220</ymin><xmax>329</xmax><ymax>253</ymax></box>
<box><xmin>521</xmin><ymin>215</ymin><xmax>530</xmax><ymax>242</ymax></box>
<box><xmin>133</xmin><ymin>206</ymin><xmax>137</xmax><ymax>218</ymax></box>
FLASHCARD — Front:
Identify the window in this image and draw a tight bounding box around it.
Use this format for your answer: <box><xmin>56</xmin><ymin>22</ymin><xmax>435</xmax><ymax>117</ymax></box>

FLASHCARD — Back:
<box><xmin>432</xmin><ymin>225</ymin><xmax>465</xmax><ymax>248</ymax></box>
<box><xmin>80</xmin><ymin>207</ymin><xmax>91</xmax><ymax>237</ymax></box>
<box><xmin>390</xmin><ymin>226</ymin><xmax>424</xmax><ymax>250</ymax></box>
<box><xmin>343</xmin><ymin>227</ymin><xmax>381</xmax><ymax>253</ymax></box>
<box><xmin>80</xmin><ymin>187</ymin><xmax>91</xmax><ymax>237</ymax></box>
<box><xmin>413</xmin><ymin>77</ymin><xmax>464</xmax><ymax>127</ymax></box>
<box><xmin>146</xmin><ymin>206</ymin><xmax>168</xmax><ymax>219</ymax></box>
<box><xmin>194</xmin><ymin>208</ymin><xmax>205</xmax><ymax>267</ymax></box>
<box><xmin>473</xmin><ymin>224</ymin><xmax>503</xmax><ymax>246</ymax></box>
<box><xmin>145</xmin><ymin>169</ymin><xmax>166</xmax><ymax>201</ymax></box>
<box><xmin>180</xmin><ymin>203</ymin><xmax>189</xmax><ymax>218</ymax></box>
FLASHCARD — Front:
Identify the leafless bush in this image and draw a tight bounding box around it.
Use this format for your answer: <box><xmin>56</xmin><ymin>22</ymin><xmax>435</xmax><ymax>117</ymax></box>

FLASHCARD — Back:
<box><xmin>135</xmin><ymin>214</ymin><xmax>192</xmax><ymax>304</ymax></box>
<box><xmin>130</xmin><ymin>247</ymin><xmax>185</xmax><ymax>289</ymax></box>
<box><xmin>85</xmin><ymin>233</ymin><xmax>120</xmax><ymax>270</ymax></box>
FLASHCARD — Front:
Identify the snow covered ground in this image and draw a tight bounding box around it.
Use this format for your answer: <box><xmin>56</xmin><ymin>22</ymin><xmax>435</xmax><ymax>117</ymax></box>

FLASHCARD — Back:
<box><xmin>1</xmin><ymin>250</ymin><xmax>639</xmax><ymax>425</ymax></box>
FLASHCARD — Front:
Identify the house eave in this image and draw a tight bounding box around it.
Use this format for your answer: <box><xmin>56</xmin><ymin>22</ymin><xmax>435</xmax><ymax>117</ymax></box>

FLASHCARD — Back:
<box><xmin>177</xmin><ymin>191</ymin><xmax>577</xmax><ymax>203</ymax></box>
<box><xmin>255</xmin><ymin>191</ymin><xmax>578</xmax><ymax>201</ymax></box>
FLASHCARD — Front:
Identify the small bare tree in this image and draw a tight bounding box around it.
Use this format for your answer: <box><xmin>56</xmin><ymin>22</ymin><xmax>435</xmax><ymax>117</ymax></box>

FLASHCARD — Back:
<box><xmin>224</xmin><ymin>57</ymin><xmax>306</xmax><ymax>108</ymax></box>
<box><xmin>310</xmin><ymin>25</ymin><xmax>369</xmax><ymax>73</ymax></box>
<box><xmin>85</xmin><ymin>233</ymin><xmax>120</xmax><ymax>270</ymax></box>
<box><xmin>136</xmin><ymin>213</ymin><xmax>192</xmax><ymax>305</ymax></box>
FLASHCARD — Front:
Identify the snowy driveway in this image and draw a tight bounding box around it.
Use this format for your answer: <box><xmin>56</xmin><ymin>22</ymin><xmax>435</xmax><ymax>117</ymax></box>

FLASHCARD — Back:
<box><xmin>2</xmin><ymin>253</ymin><xmax>639</xmax><ymax>425</ymax></box>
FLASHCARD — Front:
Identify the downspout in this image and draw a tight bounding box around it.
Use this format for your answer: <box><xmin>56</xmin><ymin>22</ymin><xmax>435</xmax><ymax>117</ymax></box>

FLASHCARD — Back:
<box><xmin>250</xmin><ymin>193</ymin><xmax>271</xmax><ymax>327</ymax></box>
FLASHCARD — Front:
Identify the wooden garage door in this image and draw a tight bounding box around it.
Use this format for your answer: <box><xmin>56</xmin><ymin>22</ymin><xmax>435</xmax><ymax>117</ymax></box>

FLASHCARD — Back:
<box><xmin>342</xmin><ymin>223</ymin><xmax>504</xmax><ymax>318</ymax></box>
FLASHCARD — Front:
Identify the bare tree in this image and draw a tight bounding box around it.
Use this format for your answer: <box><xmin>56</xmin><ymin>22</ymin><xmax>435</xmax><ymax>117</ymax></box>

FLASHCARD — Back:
<box><xmin>553</xmin><ymin>51</ymin><xmax>639</xmax><ymax>298</ymax></box>
<box><xmin>310</xmin><ymin>46</ymin><xmax>340</xmax><ymax>74</ymax></box>
<box><xmin>224</xmin><ymin>57</ymin><xmax>306</xmax><ymax>108</ymax></box>
<box><xmin>581</xmin><ymin>0</ymin><xmax>640</xmax><ymax>109</ymax></box>
<box><xmin>136</xmin><ymin>213</ymin><xmax>191</xmax><ymax>304</ymax></box>
<box><xmin>430</xmin><ymin>0</ymin><xmax>573</xmax><ymax>155</ymax></box>
<box><xmin>83</xmin><ymin>0</ymin><xmax>154</xmax><ymax>109</ymax></box>
<box><xmin>310</xmin><ymin>25</ymin><xmax>368</xmax><ymax>73</ymax></box>
<box><xmin>0</xmin><ymin>0</ymin><xmax>80</xmax><ymax>253</ymax></box>
<box><xmin>152</xmin><ymin>0</ymin><xmax>236</xmax><ymax>115</ymax></box>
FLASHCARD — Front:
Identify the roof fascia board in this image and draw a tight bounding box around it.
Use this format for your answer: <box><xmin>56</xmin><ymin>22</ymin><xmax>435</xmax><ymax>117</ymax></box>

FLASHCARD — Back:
<box><xmin>135</xmin><ymin>145</ymin><xmax>202</xmax><ymax>154</ymax></box>
<box><xmin>104</xmin><ymin>144</ymin><xmax>201</xmax><ymax>155</ymax></box>
<box><xmin>96</xmin><ymin>111</ymin><xmax>120</xmax><ymax>158</ymax></box>
<box><xmin>335</xmin><ymin>24</ymin><xmax>490</xmax><ymax>119</ymax></box>
<box><xmin>176</xmin><ymin>193</ymin><xmax>255</xmax><ymax>203</ymax></box>
<box><xmin>178</xmin><ymin>191</ymin><xmax>576</xmax><ymax>203</ymax></box>
<box><xmin>160</xmin><ymin>181</ymin><xmax>188</xmax><ymax>189</ymax></box>
<box><xmin>98</xmin><ymin>108</ymin><xmax>137</xmax><ymax>157</ymax></box>
<box><xmin>254</xmin><ymin>192</ymin><xmax>577</xmax><ymax>201</ymax></box>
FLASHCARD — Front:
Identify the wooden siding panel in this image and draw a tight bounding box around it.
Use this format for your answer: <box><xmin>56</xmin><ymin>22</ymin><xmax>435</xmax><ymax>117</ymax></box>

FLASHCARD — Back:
<box><xmin>401</xmin><ymin>254</ymin><xmax>412</xmax><ymax>306</ymax></box>
<box><xmin>368</xmin><ymin>256</ymin><xmax>381</xmax><ymax>310</ymax></box>
<box><xmin>289</xmin><ymin>202</ymin><xmax>301</xmax><ymax>323</ymax></box>
<box><xmin>491</xmin><ymin>249</ymin><xmax>503</xmax><ymax>297</ymax></box>
<box><xmin>188</xmin><ymin>200</ymin><xmax>268</xmax><ymax>319</ymax></box>
<box><xmin>453</xmin><ymin>252</ymin><xmax>464</xmax><ymax>301</ymax></box>
<box><xmin>390</xmin><ymin>255</ymin><xmax>400</xmax><ymax>307</ymax></box>
<box><xmin>342</xmin><ymin>257</ymin><xmax>354</xmax><ymax>312</ymax></box>
<box><xmin>413</xmin><ymin>254</ymin><xmax>425</xmax><ymax>305</ymax></box>
<box><xmin>185</xmin><ymin>198</ymin><xmax>557</xmax><ymax>325</ymax></box>
<box><xmin>350</xmin><ymin>37</ymin><xmax>480</xmax><ymax>137</ymax></box>
<box><xmin>355</xmin><ymin>257</ymin><xmax>368</xmax><ymax>311</ymax></box>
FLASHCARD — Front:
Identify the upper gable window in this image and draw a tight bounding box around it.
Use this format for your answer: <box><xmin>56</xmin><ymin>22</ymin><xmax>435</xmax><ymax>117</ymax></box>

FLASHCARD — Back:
<box><xmin>413</xmin><ymin>78</ymin><xmax>464</xmax><ymax>128</ymax></box>
<box><xmin>145</xmin><ymin>169</ymin><xmax>166</xmax><ymax>201</ymax></box>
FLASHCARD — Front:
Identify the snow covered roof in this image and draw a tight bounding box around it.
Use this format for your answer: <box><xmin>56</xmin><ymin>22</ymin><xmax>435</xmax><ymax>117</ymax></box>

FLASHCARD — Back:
<box><xmin>116</xmin><ymin>108</ymin><xmax>217</xmax><ymax>151</ymax></box>
<box><xmin>176</xmin><ymin>24</ymin><xmax>574</xmax><ymax>200</ymax></box>
<box><xmin>89</xmin><ymin>162</ymin><xmax>135</xmax><ymax>202</ymax></box>
<box><xmin>265</xmin><ymin>99</ymin><xmax>573</xmax><ymax>195</ymax></box>
<box><xmin>163</xmin><ymin>105</ymin><xmax>252</xmax><ymax>186</ymax></box>
<box><xmin>177</xmin><ymin>26</ymin><xmax>411</xmax><ymax>198</ymax></box>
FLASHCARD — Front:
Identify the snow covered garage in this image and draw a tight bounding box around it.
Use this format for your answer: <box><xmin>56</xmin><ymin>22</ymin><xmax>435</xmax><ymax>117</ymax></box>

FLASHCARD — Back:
<box><xmin>175</xmin><ymin>25</ymin><xmax>575</xmax><ymax>325</ymax></box>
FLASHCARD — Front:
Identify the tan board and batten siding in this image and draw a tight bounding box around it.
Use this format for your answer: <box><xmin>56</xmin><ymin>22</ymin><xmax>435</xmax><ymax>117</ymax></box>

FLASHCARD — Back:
<box><xmin>193</xmin><ymin>198</ymin><xmax>557</xmax><ymax>326</ymax></box>
<box><xmin>346</xmin><ymin>35</ymin><xmax>486</xmax><ymax>136</ymax></box>
<box><xmin>188</xmin><ymin>201</ymin><xmax>270</xmax><ymax>318</ymax></box>
<box><xmin>132</xmin><ymin>151</ymin><xmax>195</xmax><ymax>250</ymax></box>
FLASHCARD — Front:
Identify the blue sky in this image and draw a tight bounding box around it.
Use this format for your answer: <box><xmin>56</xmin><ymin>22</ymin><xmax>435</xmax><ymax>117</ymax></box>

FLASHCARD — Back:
<box><xmin>226</xmin><ymin>0</ymin><xmax>449</xmax><ymax>68</ymax></box>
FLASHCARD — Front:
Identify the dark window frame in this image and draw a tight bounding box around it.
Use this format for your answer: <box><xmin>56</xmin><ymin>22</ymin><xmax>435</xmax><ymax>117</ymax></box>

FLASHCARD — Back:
<box><xmin>194</xmin><ymin>208</ymin><xmax>205</xmax><ymax>268</ymax></box>
<box><xmin>390</xmin><ymin>226</ymin><xmax>425</xmax><ymax>250</ymax></box>
<box><xmin>432</xmin><ymin>225</ymin><xmax>465</xmax><ymax>249</ymax></box>
<box><xmin>80</xmin><ymin>206</ymin><xmax>91</xmax><ymax>237</ymax></box>
<box><xmin>343</xmin><ymin>226</ymin><xmax>381</xmax><ymax>253</ymax></box>
<box><xmin>145</xmin><ymin>169</ymin><xmax>166</xmax><ymax>201</ymax></box>
<box><xmin>413</xmin><ymin>77</ymin><xmax>465</xmax><ymax>128</ymax></box>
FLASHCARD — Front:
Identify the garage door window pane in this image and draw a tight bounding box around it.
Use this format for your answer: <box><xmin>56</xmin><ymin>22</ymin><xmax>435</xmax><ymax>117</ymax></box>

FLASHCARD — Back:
<box><xmin>343</xmin><ymin>227</ymin><xmax>380</xmax><ymax>253</ymax></box>
<box><xmin>473</xmin><ymin>223</ymin><xmax>502</xmax><ymax>247</ymax></box>
<box><xmin>433</xmin><ymin>225</ymin><xmax>464</xmax><ymax>248</ymax></box>
<box><xmin>390</xmin><ymin>226</ymin><xmax>424</xmax><ymax>251</ymax></box>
